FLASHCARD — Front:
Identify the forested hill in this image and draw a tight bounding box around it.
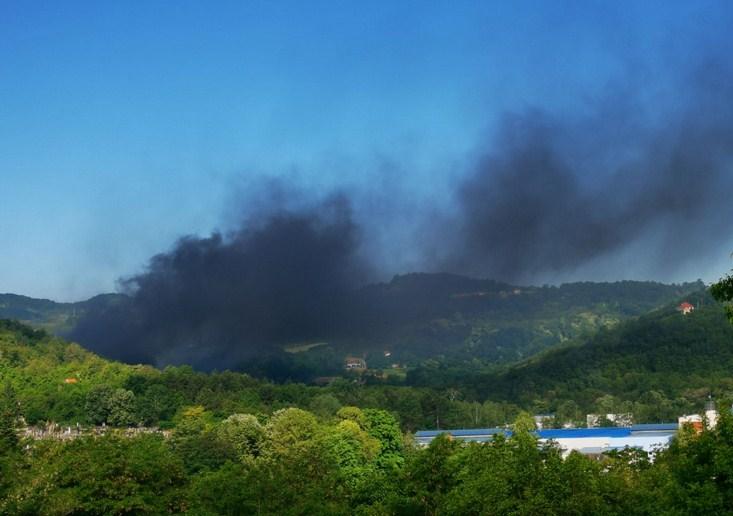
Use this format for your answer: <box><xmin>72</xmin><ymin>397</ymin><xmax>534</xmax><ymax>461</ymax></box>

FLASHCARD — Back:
<box><xmin>6</xmin><ymin>316</ymin><xmax>733</xmax><ymax>515</ymax></box>
<box><xmin>466</xmin><ymin>290</ymin><xmax>733</xmax><ymax>418</ymax></box>
<box><xmin>347</xmin><ymin>275</ymin><xmax>705</xmax><ymax>361</ymax></box>
<box><xmin>0</xmin><ymin>319</ymin><xmax>151</xmax><ymax>424</ymax></box>
<box><xmin>268</xmin><ymin>277</ymin><xmax>705</xmax><ymax>378</ymax></box>
<box><xmin>0</xmin><ymin>318</ymin><xmax>493</xmax><ymax>431</ymax></box>
<box><xmin>1</xmin><ymin>276</ymin><xmax>705</xmax><ymax>373</ymax></box>
<box><xmin>1</xmin><ymin>289</ymin><xmax>731</xmax><ymax>431</ymax></box>
<box><xmin>0</xmin><ymin>293</ymin><xmax>125</xmax><ymax>334</ymax></box>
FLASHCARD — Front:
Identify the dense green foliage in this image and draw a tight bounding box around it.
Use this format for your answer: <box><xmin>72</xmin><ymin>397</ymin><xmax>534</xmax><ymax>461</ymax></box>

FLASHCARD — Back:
<box><xmin>1</xmin><ymin>287</ymin><xmax>731</xmax><ymax>431</ymax></box>
<box><xmin>0</xmin><ymin>319</ymin><xmax>145</xmax><ymax>425</ymax></box>
<box><xmin>4</xmin><ymin>405</ymin><xmax>733</xmax><ymax>514</ymax></box>
<box><xmin>408</xmin><ymin>291</ymin><xmax>733</xmax><ymax>424</ymax></box>
<box><xmin>0</xmin><ymin>319</ymin><xmax>523</xmax><ymax>431</ymax></box>
<box><xmin>711</xmin><ymin>268</ymin><xmax>733</xmax><ymax>323</ymax></box>
<box><xmin>2</xmin><ymin>280</ymin><xmax>733</xmax><ymax>514</ymax></box>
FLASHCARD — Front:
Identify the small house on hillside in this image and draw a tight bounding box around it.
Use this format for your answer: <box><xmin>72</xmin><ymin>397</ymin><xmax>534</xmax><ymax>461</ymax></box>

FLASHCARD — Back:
<box><xmin>677</xmin><ymin>302</ymin><xmax>695</xmax><ymax>315</ymax></box>
<box><xmin>678</xmin><ymin>414</ymin><xmax>703</xmax><ymax>432</ymax></box>
<box><xmin>345</xmin><ymin>356</ymin><xmax>367</xmax><ymax>371</ymax></box>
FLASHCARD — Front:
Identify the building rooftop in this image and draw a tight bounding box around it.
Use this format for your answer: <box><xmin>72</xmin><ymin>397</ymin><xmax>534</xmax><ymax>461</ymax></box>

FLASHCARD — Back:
<box><xmin>416</xmin><ymin>423</ymin><xmax>677</xmax><ymax>440</ymax></box>
<box><xmin>414</xmin><ymin>424</ymin><xmax>680</xmax><ymax>450</ymax></box>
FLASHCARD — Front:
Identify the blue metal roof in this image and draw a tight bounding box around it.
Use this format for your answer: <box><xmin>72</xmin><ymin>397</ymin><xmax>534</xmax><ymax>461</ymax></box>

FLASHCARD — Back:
<box><xmin>538</xmin><ymin>428</ymin><xmax>632</xmax><ymax>439</ymax></box>
<box><xmin>414</xmin><ymin>425</ymin><xmax>679</xmax><ymax>456</ymax></box>
<box><xmin>416</xmin><ymin>425</ymin><xmax>678</xmax><ymax>442</ymax></box>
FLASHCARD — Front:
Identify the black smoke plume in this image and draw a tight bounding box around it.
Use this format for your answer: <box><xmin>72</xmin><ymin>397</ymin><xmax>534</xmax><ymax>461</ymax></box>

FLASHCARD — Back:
<box><xmin>71</xmin><ymin>59</ymin><xmax>733</xmax><ymax>369</ymax></box>
<box><xmin>71</xmin><ymin>193</ymin><xmax>370</xmax><ymax>368</ymax></box>
<box><xmin>442</xmin><ymin>60</ymin><xmax>733</xmax><ymax>281</ymax></box>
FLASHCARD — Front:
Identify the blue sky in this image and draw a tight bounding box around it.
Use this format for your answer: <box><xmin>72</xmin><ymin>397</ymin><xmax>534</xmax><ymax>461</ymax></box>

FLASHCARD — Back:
<box><xmin>1</xmin><ymin>1</ymin><xmax>731</xmax><ymax>300</ymax></box>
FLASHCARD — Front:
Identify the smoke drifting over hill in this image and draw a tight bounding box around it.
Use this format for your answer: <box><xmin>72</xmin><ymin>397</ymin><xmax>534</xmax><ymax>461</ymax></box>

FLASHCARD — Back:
<box><xmin>71</xmin><ymin>194</ymin><xmax>370</xmax><ymax>368</ymax></box>
<box><xmin>71</xmin><ymin>58</ymin><xmax>733</xmax><ymax>368</ymax></box>
<box><xmin>444</xmin><ymin>61</ymin><xmax>733</xmax><ymax>280</ymax></box>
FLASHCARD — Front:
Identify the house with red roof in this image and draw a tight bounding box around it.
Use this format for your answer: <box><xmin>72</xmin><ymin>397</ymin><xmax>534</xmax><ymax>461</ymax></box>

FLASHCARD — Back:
<box><xmin>677</xmin><ymin>302</ymin><xmax>694</xmax><ymax>315</ymax></box>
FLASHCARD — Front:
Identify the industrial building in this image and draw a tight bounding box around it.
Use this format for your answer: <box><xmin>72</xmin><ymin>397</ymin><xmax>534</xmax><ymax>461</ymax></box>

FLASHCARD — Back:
<box><xmin>414</xmin><ymin>424</ymin><xmax>679</xmax><ymax>458</ymax></box>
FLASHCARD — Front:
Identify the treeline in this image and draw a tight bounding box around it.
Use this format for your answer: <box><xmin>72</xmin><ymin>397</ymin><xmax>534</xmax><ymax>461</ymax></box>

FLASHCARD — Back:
<box><xmin>328</xmin><ymin>277</ymin><xmax>705</xmax><ymax>366</ymax></box>
<box><xmin>0</xmin><ymin>319</ymin><xmax>522</xmax><ymax>431</ymax></box>
<box><xmin>1</xmin><ymin>277</ymin><xmax>703</xmax><ymax>372</ymax></box>
<box><xmin>3</xmin><ymin>395</ymin><xmax>733</xmax><ymax>515</ymax></box>
<box><xmin>0</xmin><ymin>318</ymin><xmax>689</xmax><ymax>433</ymax></box>
<box><xmin>406</xmin><ymin>293</ymin><xmax>733</xmax><ymax>422</ymax></box>
<box><xmin>2</xmin><ymin>311</ymin><xmax>731</xmax><ymax>433</ymax></box>
<box><xmin>18</xmin><ymin>363</ymin><xmax>525</xmax><ymax>432</ymax></box>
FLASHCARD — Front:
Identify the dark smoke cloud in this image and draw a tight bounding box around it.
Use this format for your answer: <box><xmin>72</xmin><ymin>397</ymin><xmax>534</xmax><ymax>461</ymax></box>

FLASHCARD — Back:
<box><xmin>71</xmin><ymin>192</ymin><xmax>370</xmax><ymax>368</ymax></box>
<box><xmin>441</xmin><ymin>59</ymin><xmax>733</xmax><ymax>281</ymax></box>
<box><xmin>72</xmin><ymin>58</ymin><xmax>733</xmax><ymax>369</ymax></box>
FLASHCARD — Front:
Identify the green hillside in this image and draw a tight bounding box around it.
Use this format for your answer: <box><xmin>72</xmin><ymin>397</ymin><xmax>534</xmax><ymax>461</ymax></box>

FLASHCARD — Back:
<box><xmin>1</xmin><ymin>277</ymin><xmax>707</xmax><ymax>383</ymax></box>
<box><xmin>0</xmin><ymin>275</ymin><xmax>716</xmax><ymax>429</ymax></box>
<box><xmin>0</xmin><ymin>320</ymin><xmax>149</xmax><ymax>424</ymax></box>
<box><xmin>467</xmin><ymin>290</ymin><xmax>733</xmax><ymax>421</ymax></box>
<box><xmin>4</xmin><ymin>313</ymin><xmax>733</xmax><ymax>515</ymax></box>
<box><xmin>234</xmin><ymin>277</ymin><xmax>706</xmax><ymax>379</ymax></box>
<box><xmin>0</xmin><ymin>319</ymin><xmax>508</xmax><ymax>431</ymax></box>
<box><xmin>0</xmin><ymin>293</ymin><xmax>126</xmax><ymax>334</ymax></box>
<box><xmin>4</xmin><ymin>284</ymin><xmax>731</xmax><ymax>431</ymax></box>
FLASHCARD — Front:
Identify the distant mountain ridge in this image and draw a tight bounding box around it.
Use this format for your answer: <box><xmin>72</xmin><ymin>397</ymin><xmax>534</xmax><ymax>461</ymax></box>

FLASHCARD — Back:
<box><xmin>0</xmin><ymin>292</ymin><xmax>127</xmax><ymax>335</ymax></box>
<box><xmin>1</xmin><ymin>274</ymin><xmax>703</xmax><ymax>376</ymax></box>
<box><xmin>341</xmin><ymin>275</ymin><xmax>706</xmax><ymax>363</ymax></box>
<box><xmin>408</xmin><ymin>288</ymin><xmax>733</xmax><ymax>420</ymax></box>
